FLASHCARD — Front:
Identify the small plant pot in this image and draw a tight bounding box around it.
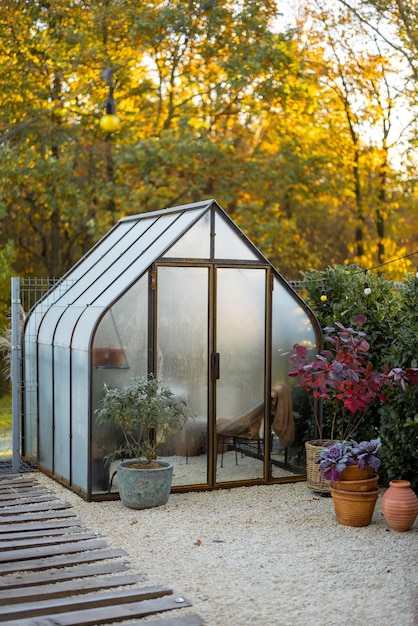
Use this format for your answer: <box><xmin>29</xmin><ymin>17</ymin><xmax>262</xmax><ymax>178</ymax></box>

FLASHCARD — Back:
<box><xmin>117</xmin><ymin>459</ymin><xmax>174</xmax><ymax>510</ymax></box>
<box><xmin>338</xmin><ymin>465</ymin><xmax>374</xmax><ymax>481</ymax></box>
<box><xmin>331</xmin><ymin>473</ymin><xmax>379</xmax><ymax>492</ymax></box>
<box><xmin>331</xmin><ymin>487</ymin><xmax>379</xmax><ymax>527</ymax></box>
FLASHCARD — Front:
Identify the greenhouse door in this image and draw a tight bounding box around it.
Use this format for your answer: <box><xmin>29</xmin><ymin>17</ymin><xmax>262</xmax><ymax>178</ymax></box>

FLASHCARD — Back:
<box><xmin>155</xmin><ymin>264</ymin><xmax>270</xmax><ymax>488</ymax></box>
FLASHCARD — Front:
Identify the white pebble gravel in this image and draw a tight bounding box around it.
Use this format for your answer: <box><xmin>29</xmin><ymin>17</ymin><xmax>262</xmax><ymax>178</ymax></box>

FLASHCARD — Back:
<box><xmin>36</xmin><ymin>473</ymin><xmax>418</xmax><ymax>626</ymax></box>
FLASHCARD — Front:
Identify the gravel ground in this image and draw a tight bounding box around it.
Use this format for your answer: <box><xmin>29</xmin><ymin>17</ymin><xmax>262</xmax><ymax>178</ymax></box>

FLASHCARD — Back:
<box><xmin>36</xmin><ymin>473</ymin><xmax>418</xmax><ymax>626</ymax></box>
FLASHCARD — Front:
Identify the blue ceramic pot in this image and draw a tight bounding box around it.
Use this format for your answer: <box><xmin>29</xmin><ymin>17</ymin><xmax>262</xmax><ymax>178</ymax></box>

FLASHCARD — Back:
<box><xmin>117</xmin><ymin>459</ymin><xmax>173</xmax><ymax>510</ymax></box>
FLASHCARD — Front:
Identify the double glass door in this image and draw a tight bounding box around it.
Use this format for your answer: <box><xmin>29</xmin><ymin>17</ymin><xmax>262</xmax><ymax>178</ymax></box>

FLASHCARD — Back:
<box><xmin>156</xmin><ymin>264</ymin><xmax>269</xmax><ymax>487</ymax></box>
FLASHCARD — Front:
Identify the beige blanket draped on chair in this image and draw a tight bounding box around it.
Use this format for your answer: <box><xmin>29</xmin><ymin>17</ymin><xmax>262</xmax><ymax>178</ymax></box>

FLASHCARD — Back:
<box><xmin>216</xmin><ymin>382</ymin><xmax>294</xmax><ymax>447</ymax></box>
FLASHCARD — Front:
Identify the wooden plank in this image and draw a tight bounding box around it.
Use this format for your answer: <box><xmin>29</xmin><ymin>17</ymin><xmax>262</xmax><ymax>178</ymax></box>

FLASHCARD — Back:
<box><xmin>0</xmin><ymin>519</ymin><xmax>82</xmax><ymax>534</ymax></box>
<box><xmin>0</xmin><ymin>490</ymin><xmax>53</xmax><ymax>502</ymax></box>
<box><xmin>0</xmin><ymin>532</ymin><xmax>101</xmax><ymax>552</ymax></box>
<box><xmin>129</xmin><ymin>616</ymin><xmax>205</xmax><ymax>626</ymax></box>
<box><xmin>0</xmin><ymin>483</ymin><xmax>36</xmax><ymax>492</ymax></box>
<box><xmin>0</xmin><ymin>526</ymin><xmax>85</xmax><ymax>541</ymax></box>
<box><xmin>0</xmin><ymin>574</ymin><xmax>140</xmax><ymax>605</ymax></box>
<box><xmin>0</xmin><ymin>595</ymin><xmax>193</xmax><ymax>626</ymax></box>
<box><xmin>0</xmin><ymin>538</ymin><xmax>108</xmax><ymax>563</ymax></box>
<box><xmin>0</xmin><ymin>502</ymin><xmax>72</xmax><ymax>516</ymax></box>
<box><xmin>0</xmin><ymin>479</ymin><xmax>36</xmax><ymax>488</ymax></box>
<box><xmin>0</xmin><ymin>495</ymin><xmax>59</xmax><ymax>507</ymax></box>
<box><xmin>0</xmin><ymin>510</ymin><xmax>77</xmax><ymax>524</ymax></box>
<box><xmin>0</xmin><ymin>586</ymin><xmax>173</xmax><ymax>620</ymax></box>
<box><xmin>0</xmin><ymin>547</ymin><xmax>128</xmax><ymax>574</ymax></box>
<box><xmin>0</xmin><ymin>561</ymin><xmax>130</xmax><ymax>589</ymax></box>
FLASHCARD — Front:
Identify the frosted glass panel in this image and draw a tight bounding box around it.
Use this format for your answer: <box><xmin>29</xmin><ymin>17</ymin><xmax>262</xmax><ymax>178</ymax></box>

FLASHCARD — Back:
<box><xmin>23</xmin><ymin>333</ymin><xmax>38</xmax><ymax>460</ymax></box>
<box><xmin>216</xmin><ymin>268</ymin><xmax>266</xmax><ymax>483</ymax></box>
<box><xmin>163</xmin><ymin>211</ymin><xmax>210</xmax><ymax>259</ymax></box>
<box><xmin>215</xmin><ymin>213</ymin><xmax>259</xmax><ymax>260</ymax></box>
<box><xmin>71</xmin><ymin>349</ymin><xmax>89</xmax><ymax>492</ymax></box>
<box><xmin>53</xmin><ymin>347</ymin><xmax>70</xmax><ymax>481</ymax></box>
<box><xmin>91</xmin><ymin>277</ymin><xmax>149</xmax><ymax>494</ymax></box>
<box><xmin>72</xmin><ymin>306</ymin><xmax>105</xmax><ymax>350</ymax></box>
<box><xmin>270</xmin><ymin>277</ymin><xmax>318</xmax><ymax>480</ymax></box>
<box><xmin>271</xmin><ymin>278</ymin><xmax>317</xmax><ymax>384</ymax></box>
<box><xmin>54</xmin><ymin>307</ymin><xmax>86</xmax><ymax>348</ymax></box>
<box><xmin>38</xmin><ymin>306</ymin><xmax>68</xmax><ymax>345</ymax></box>
<box><xmin>49</xmin><ymin>218</ymin><xmax>156</xmax><ymax>308</ymax></box>
<box><xmin>67</xmin><ymin>220</ymin><xmax>145</xmax><ymax>282</ymax></box>
<box><xmin>38</xmin><ymin>344</ymin><xmax>53</xmax><ymax>471</ymax></box>
<box><xmin>156</xmin><ymin>266</ymin><xmax>209</xmax><ymax>487</ymax></box>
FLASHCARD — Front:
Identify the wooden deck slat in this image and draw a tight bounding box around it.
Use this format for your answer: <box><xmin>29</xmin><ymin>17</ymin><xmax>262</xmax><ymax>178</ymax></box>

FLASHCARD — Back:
<box><xmin>0</xmin><ymin>491</ymin><xmax>55</xmax><ymax>502</ymax></box>
<box><xmin>0</xmin><ymin>525</ymin><xmax>85</xmax><ymax>541</ymax></box>
<box><xmin>0</xmin><ymin>475</ymin><xmax>202</xmax><ymax>624</ymax></box>
<box><xmin>0</xmin><ymin>519</ymin><xmax>82</xmax><ymax>534</ymax></box>
<box><xmin>0</xmin><ymin>547</ymin><xmax>128</xmax><ymax>574</ymax></box>
<box><xmin>0</xmin><ymin>495</ymin><xmax>59</xmax><ymax>507</ymax></box>
<box><xmin>129</xmin><ymin>616</ymin><xmax>205</xmax><ymax>626</ymax></box>
<box><xmin>0</xmin><ymin>538</ymin><xmax>108</xmax><ymax>563</ymax></box>
<box><xmin>0</xmin><ymin>574</ymin><xmax>140</xmax><ymax>605</ymax></box>
<box><xmin>0</xmin><ymin>595</ymin><xmax>193</xmax><ymax>626</ymax></box>
<box><xmin>0</xmin><ymin>561</ymin><xmax>130</xmax><ymax>589</ymax></box>
<box><xmin>0</xmin><ymin>479</ymin><xmax>36</xmax><ymax>489</ymax></box>
<box><xmin>0</xmin><ymin>502</ymin><xmax>72</xmax><ymax>516</ymax></box>
<box><xmin>0</xmin><ymin>586</ymin><xmax>173</xmax><ymax>620</ymax></box>
<box><xmin>0</xmin><ymin>509</ymin><xmax>77</xmax><ymax>524</ymax></box>
<box><xmin>0</xmin><ymin>531</ymin><xmax>98</xmax><ymax>551</ymax></box>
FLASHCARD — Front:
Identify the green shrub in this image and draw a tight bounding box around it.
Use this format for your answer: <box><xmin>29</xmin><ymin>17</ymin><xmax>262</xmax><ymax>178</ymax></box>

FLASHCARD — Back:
<box><xmin>302</xmin><ymin>266</ymin><xmax>417</xmax><ymax>492</ymax></box>
<box><xmin>377</xmin><ymin>275</ymin><xmax>418</xmax><ymax>493</ymax></box>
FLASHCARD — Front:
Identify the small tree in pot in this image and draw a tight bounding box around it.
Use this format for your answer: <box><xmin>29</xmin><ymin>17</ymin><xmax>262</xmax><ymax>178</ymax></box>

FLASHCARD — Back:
<box><xmin>96</xmin><ymin>376</ymin><xmax>189</xmax><ymax>509</ymax></box>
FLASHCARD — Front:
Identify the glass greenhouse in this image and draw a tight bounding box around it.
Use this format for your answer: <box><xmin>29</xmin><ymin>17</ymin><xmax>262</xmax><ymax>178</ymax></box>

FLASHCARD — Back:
<box><xmin>22</xmin><ymin>199</ymin><xmax>321</xmax><ymax>500</ymax></box>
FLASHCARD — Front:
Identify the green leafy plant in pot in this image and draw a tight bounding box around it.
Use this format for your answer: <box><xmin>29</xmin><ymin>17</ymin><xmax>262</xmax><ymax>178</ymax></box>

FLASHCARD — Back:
<box><xmin>96</xmin><ymin>376</ymin><xmax>189</xmax><ymax>509</ymax></box>
<box><xmin>288</xmin><ymin>315</ymin><xmax>399</xmax><ymax>493</ymax></box>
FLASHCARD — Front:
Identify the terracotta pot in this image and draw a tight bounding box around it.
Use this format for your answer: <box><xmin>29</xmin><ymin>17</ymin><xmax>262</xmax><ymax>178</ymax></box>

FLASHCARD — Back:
<box><xmin>339</xmin><ymin>465</ymin><xmax>374</xmax><ymax>481</ymax></box>
<box><xmin>107</xmin><ymin>347</ymin><xmax>125</xmax><ymax>367</ymax></box>
<box><xmin>331</xmin><ymin>473</ymin><xmax>379</xmax><ymax>493</ymax></box>
<box><xmin>331</xmin><ymin>487</ymin><xmax>379</xmax><ymax>527</ymax></box>
<box><xmin>381</xmin><ymin>480</ymin><xmax>418</xmax><ymax>532</ymax></box>
<box><xmin>92</xmin><ymin>347</ymin><xmax>108</xmax><ymax>366</ymax></box>
<box><xmin>92</xmin><ymin>347</ymin><xmax>125</xmax><ymax>367</ymax></box>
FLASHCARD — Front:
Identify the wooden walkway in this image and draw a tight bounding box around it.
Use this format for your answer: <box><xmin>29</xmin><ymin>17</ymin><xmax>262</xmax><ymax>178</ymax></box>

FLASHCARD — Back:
<box><xmin>0</xmin><ymin>475</ymin><xmax>204</xmax><ymax>625</ymax></box>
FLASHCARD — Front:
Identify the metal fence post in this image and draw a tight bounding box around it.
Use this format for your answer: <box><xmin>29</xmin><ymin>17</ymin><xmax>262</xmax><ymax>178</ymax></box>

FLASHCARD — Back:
<box><xmin>11</xmin><ymin>277</ymin><xmax>21</xmax><ymax>474</ymax></box>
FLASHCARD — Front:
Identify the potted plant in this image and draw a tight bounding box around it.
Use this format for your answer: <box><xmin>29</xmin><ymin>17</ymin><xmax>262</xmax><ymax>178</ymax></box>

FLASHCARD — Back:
<box><xmin>317</xmin><ymin>438</ymin><xmax>382</xmax><ymax>526</ymax></box>
<box><xmin>96</xmin><ymin>376</ymin><xmax>189</xmax><ymax>509</ymax></box>
<box><xmin>288</xmin><ymin>315</ymin><xmax>393</xmax><ymax>493</ymax></box>
<box><xmin>317</xmin><ymin>438</ymin><xmax>382</xmax><ymax>483</ymax></box>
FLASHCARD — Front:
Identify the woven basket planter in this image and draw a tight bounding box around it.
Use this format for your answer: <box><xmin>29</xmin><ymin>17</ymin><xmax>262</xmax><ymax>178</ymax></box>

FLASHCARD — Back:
<box><xmin>305</xmin><ymin>439</ymin><xmax>334</xmax><ymax>493</ymax></box>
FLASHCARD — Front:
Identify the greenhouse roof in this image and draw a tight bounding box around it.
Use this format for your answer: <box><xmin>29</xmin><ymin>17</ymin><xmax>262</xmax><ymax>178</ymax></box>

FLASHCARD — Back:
<box><xmin>29</xmin><ymin>199</ymin><xmax>270</xmax><ymax>348</ymax></box>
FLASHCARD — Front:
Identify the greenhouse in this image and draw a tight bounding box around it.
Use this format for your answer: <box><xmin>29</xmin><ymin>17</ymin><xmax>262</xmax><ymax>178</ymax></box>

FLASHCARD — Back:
<box><xmin>22</xmin><ymin>199</ymin><xmax>321</xmax><ymax>500</ymax></box>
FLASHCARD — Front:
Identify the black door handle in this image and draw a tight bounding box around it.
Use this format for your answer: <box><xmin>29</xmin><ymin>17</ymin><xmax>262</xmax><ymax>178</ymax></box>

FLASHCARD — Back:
<box><xmin>211</xmin><ymin>352</ymin><xmax>220</xmax><ymax>380</ymax></box>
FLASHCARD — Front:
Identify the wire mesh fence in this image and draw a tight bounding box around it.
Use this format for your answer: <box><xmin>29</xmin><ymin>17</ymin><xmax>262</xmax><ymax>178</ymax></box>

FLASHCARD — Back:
<box><xmin>1</xmin><ymin>277</ymin><xmax>58</xmax><ymax>473</ymax></box>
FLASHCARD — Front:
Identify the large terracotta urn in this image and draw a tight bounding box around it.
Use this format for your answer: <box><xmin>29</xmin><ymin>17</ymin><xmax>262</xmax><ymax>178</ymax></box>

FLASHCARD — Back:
<box><xmin>381</xmin><ymin>480</ymin><xmax>418</xmax><ymax>532</ymax></box>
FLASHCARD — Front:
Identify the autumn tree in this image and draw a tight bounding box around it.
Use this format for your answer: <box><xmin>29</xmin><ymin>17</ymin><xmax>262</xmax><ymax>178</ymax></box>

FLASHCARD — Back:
<box><xmin>291</xmin><ymin>0</ymin><xmax>417</xmax><ymax>272</ymax></box>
